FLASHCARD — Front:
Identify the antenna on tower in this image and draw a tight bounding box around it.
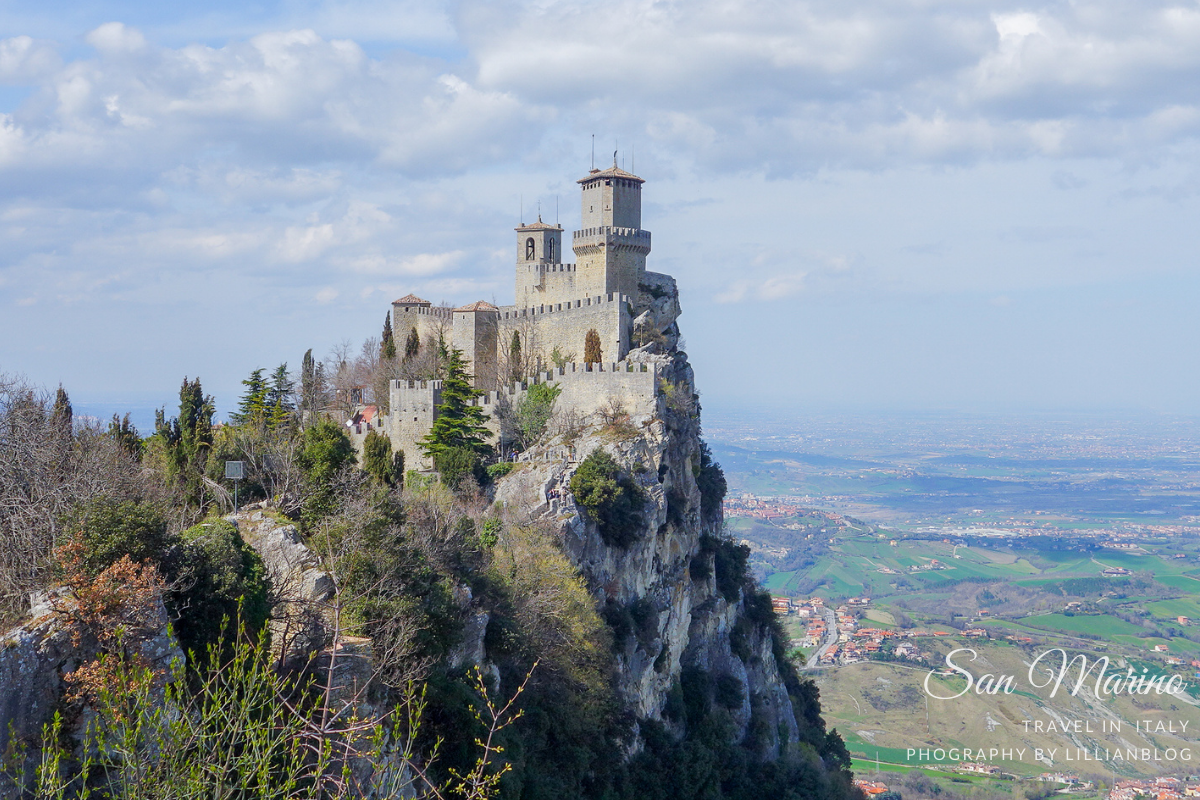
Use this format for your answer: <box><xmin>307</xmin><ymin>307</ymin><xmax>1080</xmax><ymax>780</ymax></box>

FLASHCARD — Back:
<box><xmin>591</xmin><ymin>134</ymin><xmax>595</xmax><ymax>170</ymax></box>
<box><xmin>556</xmin><ymin>195</ymin><xmax>559</xmax><ymax>225</ymax></box>
<box><xmin>537</xmin><ymin>199</ymin><xmax>541</xmax><ymax>221</ymax></box>
<box><xmin>520</xmin><ymin>193</ymin><xmax>523</xmax><ymax>225</ymax></box>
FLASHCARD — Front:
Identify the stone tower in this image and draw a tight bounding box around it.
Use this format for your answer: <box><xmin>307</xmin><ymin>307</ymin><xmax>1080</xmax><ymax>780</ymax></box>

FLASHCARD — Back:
<box><xmin>515</xmin><ymin>216</ymin><xmax>566</xmax><ymax>307</ymax></box>
<box><xmin>450</xmin><ymin>301</ymin><xmax>499</xmax><ymax>391</ymax></box>
<box><xmin>573</xmin><ymin>159</ymin><xmax>652</xmax><ymax>299</ymax></box>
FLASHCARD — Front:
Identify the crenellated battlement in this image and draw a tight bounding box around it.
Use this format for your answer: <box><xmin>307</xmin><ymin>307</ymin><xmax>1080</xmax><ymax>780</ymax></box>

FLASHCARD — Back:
<box><xmin>384</xmin><ymin>162</ymin><xmax>662</xmax><ymax>463</ymax></box>
<box><xmin>394</xmin><ymin>305</ymin><xmax>454</xmax><ymax>320</ymax></box>
<box><xmin>385</xmin><ymin>358</ymin><xmax>662</xmax><ymax>467</ymax></box>
<box><xmin>468</xmin><ymin>360</ymin><xmax>659</xmax><ymax>408</ymax></box>
<box><xmin>499</xmin><ymin>292</ymin><xmax>629</xmax><ymax>321</ymax></box>
<box><xmin>572</xmin><ymin>226</ymin><xmax>649</xmax><ymax>241</ymax></box>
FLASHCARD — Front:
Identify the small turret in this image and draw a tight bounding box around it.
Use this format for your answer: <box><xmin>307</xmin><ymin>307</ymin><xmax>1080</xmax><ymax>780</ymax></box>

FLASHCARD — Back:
<box><xmin>515</xmin><ymin>215</ymin><xmax>563</xmax><ymax>266</ymax></box>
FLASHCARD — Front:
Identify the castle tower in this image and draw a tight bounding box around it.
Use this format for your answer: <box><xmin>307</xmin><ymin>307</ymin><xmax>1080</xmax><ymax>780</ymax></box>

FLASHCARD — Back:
<box><xmin>515</xmin><ymin>216</ymin><xmax>566</xmax><ymax>307</ymax></box>
<box><xmin>573</xmin><ymin>159</ymin><xmax>651</xmax><ymax>299</ymax></box>
<box><xmin>450</xmin><ymin>301</ymin><xmax>500</xmax><ymax>391</ymax></box>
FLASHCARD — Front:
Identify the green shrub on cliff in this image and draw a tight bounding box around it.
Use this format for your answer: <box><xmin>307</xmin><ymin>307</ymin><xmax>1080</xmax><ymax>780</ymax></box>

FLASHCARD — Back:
<box><xmin>171</xmin><ymin>519</ymin><xmax>270</xmax><ymax>656</ymax></box>
<box><xmin>569</xmin><ymin>449</ymin><xmax>645</xmax><ymax>548</ymax></box>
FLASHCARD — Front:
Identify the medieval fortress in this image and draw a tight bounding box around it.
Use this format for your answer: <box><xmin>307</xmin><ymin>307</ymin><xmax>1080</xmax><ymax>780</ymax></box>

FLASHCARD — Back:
<box><xmin>369</xmin><ymin>161</ymin><xmax>683</xmax><ymax>467</ymax></box>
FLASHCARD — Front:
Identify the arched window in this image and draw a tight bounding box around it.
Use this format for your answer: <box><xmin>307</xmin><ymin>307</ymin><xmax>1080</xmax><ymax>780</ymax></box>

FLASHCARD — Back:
<box><xmin>547</xmin><ymin>238</ymin><xmax>555</xmax><ymax>262</ymax></box>
<box><xmin>525</xmin><ymin>237</ymin><xmax>535</xmax><ymax>260</ymax></box>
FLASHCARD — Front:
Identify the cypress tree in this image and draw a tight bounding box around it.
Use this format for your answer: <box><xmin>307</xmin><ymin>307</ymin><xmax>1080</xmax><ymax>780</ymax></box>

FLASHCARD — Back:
<box><xmin>155</xmin><ymin>377</ymin><xmax>215</xmax><ymax>505</ymax></box>
<box><xmin>509</xmin><ymin>330</ymin><xmax>523</xmax><ymax>382</ymax></box>
<box><xmin>300</xmin><ymin>349</ymin><xmax>316</xmax><ymax>423</ymax></box>
<box><xmin>51</xmin><ymin>384</ymin><xmax>73</xmax><ymax>434</ymax></box>
<box><xmin>108</xmin><ymin>413</ymin><xmax>141</xmax><ymax>460</ymax></box>
<box><xmin>584</xmin><ymin>328</ymin><xmax>603</xmax><ymax>364</ymax></box>
<box><xmin>420</xmin><ymin>348</ymin><xmax>492</xmax><ymax>459</ymax></box>
<box><xmin>404</xmin><ymin>326</ymin><xmax>420</xmax><ymax>360</ymax></box>
<box><xmin>381</xmin><ymin>313</ymin><xmax>397</xmax><ymax>361</ymax></box>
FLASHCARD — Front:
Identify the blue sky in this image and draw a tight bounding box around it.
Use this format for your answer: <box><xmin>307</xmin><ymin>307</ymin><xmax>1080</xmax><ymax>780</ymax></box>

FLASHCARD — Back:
<box><xmin>2</xmin><ymin>0</ymin><xmax>1200</xmax><ymax>425</ymax></box>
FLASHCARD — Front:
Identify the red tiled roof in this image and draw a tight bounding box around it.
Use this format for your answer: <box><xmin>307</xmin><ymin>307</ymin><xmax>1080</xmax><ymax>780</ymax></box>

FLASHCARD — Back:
<box><xmin>454</xmin><ymin>300</ymin><xmax>499</xmax><ymax>312</ymax></box>
<box><xmin>393</xmin><ymin>294</ymin><xmax>430</xmax><ymax>305</ymax></box>
<box><xmin>577</xmin><ymin>165</ymin><xmax>644</xmax><ymax>184</ymax></box>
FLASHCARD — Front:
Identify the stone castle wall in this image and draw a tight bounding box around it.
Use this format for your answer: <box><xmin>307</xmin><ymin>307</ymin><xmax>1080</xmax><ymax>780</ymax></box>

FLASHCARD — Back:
<box><xmin>516</xmin><ymin>262</ymin><xmax>580</xmax><ymax>307</ymax></box>
<box><xmin>381</xmin><ymin>359</ymin><xmax>661</xmax><ymax>469</ymax></box>
<box><xmin>572</xmin><ymin>226</ymin><xmax>650</xmax><ymax>298</ymax></box>
<box><xmin>391</xmin><ymin>303</ymin><xmax>453</xmax><ymax>356</ymax></box>
<box><xmin>497</xmin><ymin>291</ymin><xmax>630</xmax><ymax>370</ymax></box>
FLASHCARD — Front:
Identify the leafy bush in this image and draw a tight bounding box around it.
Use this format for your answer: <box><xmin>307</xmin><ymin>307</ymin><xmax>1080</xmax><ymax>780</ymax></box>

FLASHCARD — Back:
<box><xmin>704</xmin><ymin>535</ymin><xmax>749</xmax><ymax>603</ymax></box>
<box><xmin>362</xmin><ymin>429</ymin><xmax>397</xmax><ymax>485</ymax></box>
<box><xmin>512</xmin><ymin>382</ymin><xmax>561</xmax><ymax>449</ymax></box>
<box><xmin>696</xmin><ymin>443</ymin><xmax>727</xmax><ymax>519</ymax></box>
<box><xmin>714</xmin><ymin>674</ymin><xmax>743</xmax><ymax>710</ymax></box>
<box><xmin>170</xmin><ymin>519</ymin><xmax>270</xmax><ymax>656</ymax></box>
<box><xmin>729</xmin><ymin>617</ymin><xmax>753</xmax><ymax>661</ymax></box>
<box><xmin>434</xmin><ymin>445</ymin><xmax>484</xmax><ymax>489</ymax></box>
<box><xmin>569</xmin><ymin>449</ymin><xmax>645</xmax><ymax>548</ymax></box>
<box><xmin>297</xmin><ymin>417</ymin><xmax>356</xmax><ymax>525</ymax></box>
<box><xmin>68</xmin><ymin>499</ymin><xmax>172</xmax><ymax>577</ymax></box>
<box><xmin>486</xmin><ymin>462</ymin><xmax>517</xmax><ymax>480</ymax></box>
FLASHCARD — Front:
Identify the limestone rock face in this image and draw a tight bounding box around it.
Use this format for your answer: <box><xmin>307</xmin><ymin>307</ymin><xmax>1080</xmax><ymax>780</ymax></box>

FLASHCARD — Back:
<box><xmin>636</xmin><ymin>271</ymin><xmax>682</xmax><ymax>332</ymax></box>
<box><xmin>0</xmin><ymin>591</ymin><xmax>182</xmax><ymax>755</ymax></box>
<box><xmin>231</xmin><ymin>508</ymin><xmax>335</xmax><ymax>665</ymax></box>
<box><xmin>495</xmin><ymin>342</ymin><xmax>800</xmax><ymax>757</ymax></box>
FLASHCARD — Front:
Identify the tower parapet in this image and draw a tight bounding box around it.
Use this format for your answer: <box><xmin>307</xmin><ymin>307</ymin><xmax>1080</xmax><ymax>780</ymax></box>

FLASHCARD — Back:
<box><xmin>572</xmin><ymin>165</ymin><xmax>651</xmax><ymax>299</ymax></box>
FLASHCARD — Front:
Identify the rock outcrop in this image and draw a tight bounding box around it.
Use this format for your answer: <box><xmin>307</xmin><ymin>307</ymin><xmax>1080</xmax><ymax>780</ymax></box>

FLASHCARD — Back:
<box><xmin>229</xmin><ymin>506</ymin><xmax>334</xmax><ymax>666</ymax></box>
<box><xmin>496</xmin><ymin>280</ymin><xmax>800</xmax><ymax>758</ymax></box>
<box><xmin>0</xmin><ymin>589</ymin><xmax>182</xmax><ymax>756</ymax></box>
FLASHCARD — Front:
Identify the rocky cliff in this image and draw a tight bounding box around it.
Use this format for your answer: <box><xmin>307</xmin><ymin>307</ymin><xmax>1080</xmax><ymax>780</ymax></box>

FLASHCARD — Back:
<box><xmin>494</xmin><ymin>276</ymin><xmax>802</xmax><ymax>759</ymax></box>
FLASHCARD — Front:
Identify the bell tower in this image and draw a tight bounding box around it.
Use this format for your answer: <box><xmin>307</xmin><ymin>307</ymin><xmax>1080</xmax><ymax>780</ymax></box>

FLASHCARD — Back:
<box><xmin>514</xmin><ymin>216</ymin><xmax>565</xmax><ymax>307</ymax></box>
<box><xmin>573</xmin><ymin>157</ymin><xmax>651</xmax><ymax>299</ymax></box>
<box><xmin>515</xmin><ymin>216</ymin><xmax>563</xmax><ymax>266</ymax></box>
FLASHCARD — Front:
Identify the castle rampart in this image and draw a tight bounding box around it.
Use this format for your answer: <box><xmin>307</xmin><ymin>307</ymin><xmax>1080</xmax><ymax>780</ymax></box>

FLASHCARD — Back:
<box><xmin>497</xmin><ymin>292</ymin><xmax>630</xmax><ymax>368</ymax></box>
<box><xmin>381</xmin><ymin>360</ymin><xmax>662</xmax><ymax>468</ymax></box>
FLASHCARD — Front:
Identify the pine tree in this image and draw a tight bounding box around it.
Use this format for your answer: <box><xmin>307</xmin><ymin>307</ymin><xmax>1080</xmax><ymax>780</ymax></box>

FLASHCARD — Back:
<box><xmin>509</xmin><ymin>331</ymin><xmax>523</xmax><ymax>383</ymax></box>
<box><xmin>266</xmin><ymin>363</ymin><xmax>295</xmax><ymax>428</ymax></box>
<box><xmin>420</xmin><ymin>348</ymin><xmax>492</xmax><ymax>459</ymax></box>
<box><xmin>381</xmin><ymin>313</ymin><xmax>397</xmax><ymax>361</ymax></box>
<box><xmin>231</xmin><ymin>369</ymin><xmax>268</xmax><ymax>426</ymax></box>
<box><xmin>404</xmin><ymin>327</ymin><xmax>420</xmax><ymax>360</ymax></box>
<box><xmin>584</xmin><ymin>329</ymin><xmax>602</xmax><ymax>364</ymax></box>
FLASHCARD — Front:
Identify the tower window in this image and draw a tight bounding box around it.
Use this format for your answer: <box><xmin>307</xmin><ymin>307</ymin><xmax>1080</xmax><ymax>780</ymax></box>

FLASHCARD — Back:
<box><xmin>525</xmin><ymin>237</ymin><xmax>535</xmax><ymax>260</ymax></box>
<box><xmin>547</xmin><ymin>238</ymin><xmax>555</xmax><ymax>261</ymax></box>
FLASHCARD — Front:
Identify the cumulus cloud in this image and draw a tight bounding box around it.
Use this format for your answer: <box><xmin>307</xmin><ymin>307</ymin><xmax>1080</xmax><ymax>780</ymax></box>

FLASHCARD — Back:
<box><xmin>463</xmin><ymin>0</ymin><xmax>1200</xmax><ymax>170</ymax></box>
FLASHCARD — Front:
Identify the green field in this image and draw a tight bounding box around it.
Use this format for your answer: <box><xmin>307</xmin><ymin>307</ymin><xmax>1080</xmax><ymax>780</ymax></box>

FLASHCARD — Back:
<box><xmin>1018</xmin><ymin>612</ymin><xmax>1145</xmax><ymax>637</ymax></box>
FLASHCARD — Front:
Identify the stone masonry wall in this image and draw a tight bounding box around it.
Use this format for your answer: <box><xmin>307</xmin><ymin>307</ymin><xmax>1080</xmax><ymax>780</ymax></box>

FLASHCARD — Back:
<box><xmin>383</xmin><ymin>360</ymin><xmax>660</xmax><ymax>468</ymax></box>
<box><xmin>497</xmin><ymin>292</ymin><xmax>629</xmax><ymax>369</ymax></box>
<box><xmin>516</xmin><ymin>262</ymin><xmax>580</xmax><ymax>308</ymax></box>
<box><xmin>391</xmin><ymin>303</ymin><xmax>453</xmax><ymax>356</ymax></box>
